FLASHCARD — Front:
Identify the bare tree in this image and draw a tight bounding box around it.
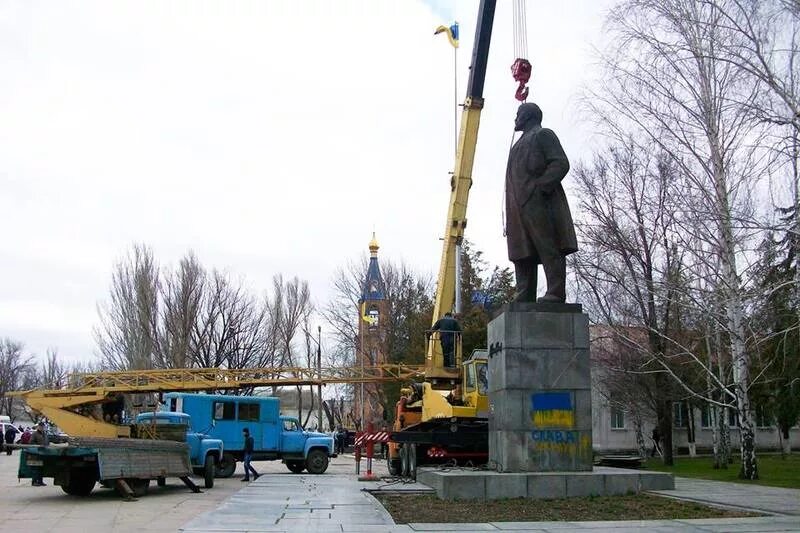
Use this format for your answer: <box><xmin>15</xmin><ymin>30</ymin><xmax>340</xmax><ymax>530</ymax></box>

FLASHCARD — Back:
<box><xmin>572</xmin><ymin>138</ymin><xmax>683</xmax><ymax>464</ymax></box>
<box><xmin>272</xmin><ymin>276</ymin><xmax>313</xmax><ymax>423</ymax></box>
<box><xmin>39</xmin><ymin>348</ymin><xmax>68</xmax><ymax>389</ymax></box>
<box><xmin>0</xmin><ymin>339</ymin><xmax>35</xmax><ymax>418</ymax></box>
<box><xmin>190</xmin><ymin>270</ymin><xmax>277</xmax><ymax>393</ymax></box>
<box><xmin>590</xmin><ymin>0</ymin><xmax>766</xmax><ymax>479</ymax></box>
<box><xmin>95</xmin><ymin>244</ymin><xmax>160</xmax><ymax>370</ymax></box>
<box><xmin>156</xmin><ymin>252</ymin><xmax>205</xmax><ymax>368</ymax></box>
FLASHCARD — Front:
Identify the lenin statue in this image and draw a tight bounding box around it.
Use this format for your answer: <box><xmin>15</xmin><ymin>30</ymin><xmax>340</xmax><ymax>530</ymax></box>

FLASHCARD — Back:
<box><xmin>505</xmin><ymin>103</ymin><xmax>577</xmax><ymax>303</ymax></box>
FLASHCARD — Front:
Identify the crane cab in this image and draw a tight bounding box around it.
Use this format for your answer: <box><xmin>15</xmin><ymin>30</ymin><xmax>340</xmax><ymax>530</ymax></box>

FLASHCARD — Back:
<box><xmin>461</xmin><ymin>350</ymin><xmax>489</xmax><ymax>416</ymax></box>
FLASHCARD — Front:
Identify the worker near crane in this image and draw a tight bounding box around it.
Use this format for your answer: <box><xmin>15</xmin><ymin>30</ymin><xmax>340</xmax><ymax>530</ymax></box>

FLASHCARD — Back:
<box><xmin>431</xmin><ymin>312</ymin><xmax>462</xmax><ymax>368</ymax></box>
<box><xmin>29</xmin><ymin>421</ymin><xmax>49</xmax><ymax>486</ymax></box>
<box><xmin>505</xmin><ymin>102</ymin><xmax>577</xmax><ymax>303</ymax></box>
<box><xmin>241</xmin><ymin>428</ymin><xmax>260</xmax><ymax>482</ymax></box>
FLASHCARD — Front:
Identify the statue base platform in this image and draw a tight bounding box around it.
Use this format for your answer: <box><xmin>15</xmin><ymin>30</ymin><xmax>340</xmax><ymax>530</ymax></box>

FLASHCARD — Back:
<box><xmin>488</xmin><ymin>306</ymin><xmax>592</xmax><ymax>472</ymax></box>
<box><xmin>416</xmin><ymin>467</ymin><xmax>674</xmax><ymax>500</ymax></box>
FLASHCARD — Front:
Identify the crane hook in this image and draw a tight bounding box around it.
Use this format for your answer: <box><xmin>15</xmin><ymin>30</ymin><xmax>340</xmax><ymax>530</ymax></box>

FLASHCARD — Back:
<box><xmin>511</xmin><ymin>58</ymin><xmax>532</xmax><ymax>102</ymax></box>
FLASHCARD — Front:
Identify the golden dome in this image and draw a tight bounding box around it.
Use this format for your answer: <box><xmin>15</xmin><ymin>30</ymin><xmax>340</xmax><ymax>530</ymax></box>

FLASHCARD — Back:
<box><xmin>368</xmin><ymin>232</ymin><xmax>379</xmax><ymax>256</ymax></box>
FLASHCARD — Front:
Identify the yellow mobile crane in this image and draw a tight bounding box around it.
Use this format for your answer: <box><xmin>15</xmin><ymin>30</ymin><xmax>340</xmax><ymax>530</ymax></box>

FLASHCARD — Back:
<box><xmin>12</xmin><ymin>364</ymin><xmax>426</xmax><ymax>439</ymax></box>
<box><xmin>11</xmin><ymin>364</ymin><xmax>425</xmax><ymax>497</ymax></box>
<box><xmin>387</xmin><ymin>0</ymin><xmax>497</xmax><ymax>478</ymax></box>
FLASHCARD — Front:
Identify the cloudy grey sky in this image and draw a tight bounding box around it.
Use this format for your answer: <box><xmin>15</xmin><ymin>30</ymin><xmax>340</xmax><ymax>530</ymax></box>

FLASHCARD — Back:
<box><xmin>0</xmin><ymin>0</ymin><xmax>615</xmax><ymax>363</ymax></box>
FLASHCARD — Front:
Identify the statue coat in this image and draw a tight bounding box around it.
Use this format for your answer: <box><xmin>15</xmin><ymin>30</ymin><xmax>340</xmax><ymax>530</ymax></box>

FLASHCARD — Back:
<box><xmin>505</xmin><ymin>126</ymin><xmax>578</xmax><ymax>262</ymax></box>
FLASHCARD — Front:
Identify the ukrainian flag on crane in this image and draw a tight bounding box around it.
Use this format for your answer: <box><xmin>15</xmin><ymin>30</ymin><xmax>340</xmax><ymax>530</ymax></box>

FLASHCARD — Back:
<box><xmin>434</xmin><ymin>22</ymin><xmax>459</xmax><ymax>48</ymax></box>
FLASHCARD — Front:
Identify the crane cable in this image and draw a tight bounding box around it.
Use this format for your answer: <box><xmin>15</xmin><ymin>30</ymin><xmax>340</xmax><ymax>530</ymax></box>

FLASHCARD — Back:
<box><xmin>504</xmin><ymin>1</ymin><xmax>533</xmax><ymax>236</ymax></box>
<box><xmin>511</xmin><ymin>0</ymin><xmax>532</xmax><ymax>102</ymax></box>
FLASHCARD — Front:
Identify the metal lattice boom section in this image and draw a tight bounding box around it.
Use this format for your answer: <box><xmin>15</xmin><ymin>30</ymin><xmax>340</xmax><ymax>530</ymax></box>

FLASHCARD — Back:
<box><xmin>9</xmin><ymin>364</ymin><xmax>428</xmax><ymax>439</ymax></box>
<box><xmin>52</xmin><ymin>364</ymin><xmax>427</xmax><ymax>396</ymax></box>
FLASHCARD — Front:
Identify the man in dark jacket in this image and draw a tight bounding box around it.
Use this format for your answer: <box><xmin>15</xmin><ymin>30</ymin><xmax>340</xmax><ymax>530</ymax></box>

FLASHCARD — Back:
<box><xmin>241</xmin><ymin>428</ymin><xmax>260</xmax><ymax>482</ymax></box>
<box><xmin>505</xmin><ymin>103</ymin><xmax>577</xmax><ymax>303</ymax></box>
<box><xmin>432</xmin><ymin>312</ymin><xmax>462</xmax><ymax>368</ymax></box>
<box><xmin>4</xmin><ymin>424</ymin><xmax>18</xmax><ymax>455</ymax></box>
<box><xmin>30</xmin><ymin>422</ymin><xmax>49</xmax><ymax>486</ymax></box>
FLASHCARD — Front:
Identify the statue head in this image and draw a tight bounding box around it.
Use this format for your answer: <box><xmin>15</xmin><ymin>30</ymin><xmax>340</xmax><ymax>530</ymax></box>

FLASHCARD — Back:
<box><xmin>514</xmin><ymin>102</ymin><xmax>542</xmax><ymax>132</ymax></box>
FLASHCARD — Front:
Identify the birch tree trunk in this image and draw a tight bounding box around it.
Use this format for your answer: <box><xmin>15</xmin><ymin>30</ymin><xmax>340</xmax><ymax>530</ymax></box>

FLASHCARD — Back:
<box><xmin>633</xmin><ymin>411</ymin><xmax>647</xmax><ymax>458</ymax></box>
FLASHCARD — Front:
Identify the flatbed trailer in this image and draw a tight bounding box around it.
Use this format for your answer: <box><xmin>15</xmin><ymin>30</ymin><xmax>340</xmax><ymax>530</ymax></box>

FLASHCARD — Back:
<box><xmin>17</xmin><ymin>437</ymin><xmax>200</xmax><ymax>500</ymax></box>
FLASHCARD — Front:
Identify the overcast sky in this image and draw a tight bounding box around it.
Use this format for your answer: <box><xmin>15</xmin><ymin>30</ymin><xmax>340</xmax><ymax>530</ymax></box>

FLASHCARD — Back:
<box><xmin>0</xmin><ymin>0</ymin><xmax>616</xmax><ymax>363</ymax></box>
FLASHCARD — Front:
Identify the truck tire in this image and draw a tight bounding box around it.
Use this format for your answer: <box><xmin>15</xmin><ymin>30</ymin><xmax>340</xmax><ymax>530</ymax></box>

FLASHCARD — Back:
<box><xmin>387</xmin><ymin>454</ymin><xmax>401</xmax><ymax>476</ymax></box>
<box><xmin>286</xmin><ymin>460</ymin><xmax>305</xmax><ymax>474</ymax></box>
<box><xmin>216</xmin><ymin>453</ymin><xmax>236</xmax><ymax>478</ymax></box>
<box><xmin>204</xmin><ymin>455</ymin><xmax>215</xmax><ymax>489</ymax></box>
<box><xmin>400</xmin><ymin>444</ymin><xmax>409</xmax><ymax>477</ymax></box>
<box><xmin>408</xmin><ymin>444</ymin><xmax>417</xmax><ymax>480</ymax></box>
<box><xmin>305</xmin><ymin>449</ymin><xmax>329</xmax><ymax>474</ymax></box>
<box><xmin>61</xmin><ymin>472</ymin><xmax>96</xmax><ymax>496</ymax></box>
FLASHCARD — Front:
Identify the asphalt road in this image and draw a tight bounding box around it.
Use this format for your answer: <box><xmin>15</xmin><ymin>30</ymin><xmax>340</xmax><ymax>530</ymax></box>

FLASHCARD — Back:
<box><xmin>0</xmin><ymin>448</ymin><xmax>376</xmax><ymax>533</ymax></box>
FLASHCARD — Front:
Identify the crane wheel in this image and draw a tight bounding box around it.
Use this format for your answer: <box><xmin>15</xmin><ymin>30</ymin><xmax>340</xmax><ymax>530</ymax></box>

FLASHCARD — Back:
<box><xmin>400</xmin><ymin>445</ymin><xmax>409</xmax><ymax>477</ymax></box>
<box><xmin>408</xmin><ymin>444</ymin><xmax>417</xmax><ymax>480</ymax></box>
<box><xmin>387</xmin><ymin>455</ymin><xmax>401</xmax><ymax>476</ymax></box>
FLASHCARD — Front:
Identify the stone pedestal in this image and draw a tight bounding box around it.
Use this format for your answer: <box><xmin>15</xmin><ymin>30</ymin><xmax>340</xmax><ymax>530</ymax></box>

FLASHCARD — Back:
<box><xmin>488</xmin><ymin>303</ymin><xmax>592</xmax><ymax>472</ymax></box>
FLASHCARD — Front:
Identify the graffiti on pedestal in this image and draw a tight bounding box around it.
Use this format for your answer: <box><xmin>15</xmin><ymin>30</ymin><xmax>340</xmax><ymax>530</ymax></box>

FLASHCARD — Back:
<box><xmin>530</xmin><ymin>391</ymin><xmax>591</xmax><ymax>455</ymax></box>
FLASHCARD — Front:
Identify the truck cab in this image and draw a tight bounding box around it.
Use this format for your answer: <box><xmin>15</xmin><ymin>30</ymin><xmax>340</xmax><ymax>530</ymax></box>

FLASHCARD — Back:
<box><xmin>277</xmin><ymin>415</ymin><xmax>335</xmax><ymax>474</ymax></box>
<box><xmin>134</xmin><ymin>411</ymin><xmax>223</xmax><ymax>488</ymax></box>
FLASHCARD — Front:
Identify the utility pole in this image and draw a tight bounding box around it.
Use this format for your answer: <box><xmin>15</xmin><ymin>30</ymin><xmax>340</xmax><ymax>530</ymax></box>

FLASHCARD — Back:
<box><xmin>317</xmin><ymin>325</ymin><xmax>323</xmax><ymax>431</ymax></box>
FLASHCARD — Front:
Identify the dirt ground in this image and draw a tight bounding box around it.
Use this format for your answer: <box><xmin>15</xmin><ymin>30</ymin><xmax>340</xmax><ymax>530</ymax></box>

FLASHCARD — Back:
<box><xmin>375</xmin><ymin>493</ymin><xmax>759</xmax><ymax>524</ymax></box>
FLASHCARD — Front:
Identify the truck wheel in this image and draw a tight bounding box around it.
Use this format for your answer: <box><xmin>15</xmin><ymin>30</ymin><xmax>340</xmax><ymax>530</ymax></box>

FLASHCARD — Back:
<box><xmin>408</xmin><ymin>444</ymin><xmax>417</xmax><ymax>480</ymax></box>
<box><xmin>305</xmin><ymin>449</ymin><xmax>329</xmax><ymax>474</ymax></box>
<box><xmin>61</xmin><ymin>473</ymin><xmax>96</xmax><ymax>496</ymax></box>
<box><xmin>286</xmin><ymin>460</ymin><xmax>305</xmax><ymax>474</ymax></box>
<box><xmin>216</xmin><ymin>453</ymin><xmax>236</xmax><ymax>478</ymax></box>
<box><xmin>400</xmin><ymin>445</ymin><xmax>409</xmax><ymax>477</ymax></box>
<box><xmin>387</xmin><ymin>454</ymin><xmax>401</xmax><ymax>476</ymax></box>
<box><xmin>204</xmin><ymin>455</ymin><xmax>215</xmax><ymax>489</ymax></box>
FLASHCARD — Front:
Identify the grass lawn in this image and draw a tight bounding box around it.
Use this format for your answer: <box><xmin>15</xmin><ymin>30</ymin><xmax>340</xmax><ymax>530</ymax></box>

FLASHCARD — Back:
<box><xmin>644</xmin><ymin>453</ymin><xmax>800</xmax><ymax>489</ymax></box>
<box><xmin>375</xmin><ymin>493</ymin><xmax>758</xmax><ymax>524</ymax></box>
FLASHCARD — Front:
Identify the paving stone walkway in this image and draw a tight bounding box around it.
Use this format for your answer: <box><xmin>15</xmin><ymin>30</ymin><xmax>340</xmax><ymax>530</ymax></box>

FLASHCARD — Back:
<box><xmin>652</xmin><ymin>477</ymin><xmax>800</xmax><ymax>517</ymax></box>
<box><xmin>180</xmin><ymin>471</ymin><xmax>800</xmax><ymax>533</ymax></box>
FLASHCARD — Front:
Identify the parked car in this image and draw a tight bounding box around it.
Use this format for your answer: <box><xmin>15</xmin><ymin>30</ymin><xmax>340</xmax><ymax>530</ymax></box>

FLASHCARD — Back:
<box><xmin>46</xmin><ymin>429</ymin><xmax>69</xmax><ymax>444</ymax></box>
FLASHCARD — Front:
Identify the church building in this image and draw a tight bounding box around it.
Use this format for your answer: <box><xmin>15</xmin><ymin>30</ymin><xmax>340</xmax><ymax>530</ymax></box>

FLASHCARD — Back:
<box><xmin>353</xmin><ymin>233</ymin><xmax>389</xmax><ymax>428</ymax></box>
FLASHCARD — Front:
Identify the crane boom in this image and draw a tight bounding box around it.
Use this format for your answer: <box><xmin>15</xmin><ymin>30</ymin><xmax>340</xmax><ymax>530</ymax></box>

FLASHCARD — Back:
<box><xmin>427</xmin><ymin>0</ymin><xmax>496</xmax><ymax>377</ymax></box>
<box><xmin>11</xmin><ymin>364</ymin><xmax>426</xmax><ymax>438</ymax></box>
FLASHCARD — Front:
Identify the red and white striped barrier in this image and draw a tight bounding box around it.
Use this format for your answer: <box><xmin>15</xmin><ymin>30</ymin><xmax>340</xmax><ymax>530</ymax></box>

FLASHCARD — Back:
<box><xmin>354</xmin><ymin>431</ymin><xmax>390</xmax><ymax>446</ymax></box>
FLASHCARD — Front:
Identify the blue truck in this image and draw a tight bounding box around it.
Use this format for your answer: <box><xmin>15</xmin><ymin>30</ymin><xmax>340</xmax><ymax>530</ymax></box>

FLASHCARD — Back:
<box><xmin>134</xmin><ymin>411</ymin><xmax>223</xmax><ymax>488</ymax></box>
<box><xmin>17</xmin><ymin>411</ymin><xmax>222</xmax><ymax>499</ymax></box>
<box><xmin>163</xmin><ymin>392</ymin><xmax>336</xmax><ymax>476</ymax></box>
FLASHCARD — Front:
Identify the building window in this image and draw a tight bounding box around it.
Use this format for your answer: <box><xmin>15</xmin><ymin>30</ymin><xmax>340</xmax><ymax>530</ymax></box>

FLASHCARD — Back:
<box><xmin>728</xmin><ymin>408</ymin><xmax>739</xmax><ymax>428</ymax></box>
<box><xmin>754</xmin><ymin>404</ymin><xmax>772</xmax><ymax>428</ymax></box>
<box><xmin>238</xmin><ymin>402</ymin><xmax>260</xmax><ymax>422</ymax></box>
<box><xmin>701</xmin><ymin>404</ymin><xmax>713</xmax><ymax>428</ymax></box>
<box><xmin>673</xmin><ymin>402</ymin><xmax>688</xmax><ymax>428</ymax></box>
<box><xmin>611</xmin><ymin>406</ymin><xmax>625</xmax><ymax>429</ymax></box>
<box><xmin>213</xmin><ymin>401</ymin><xmax>235</xmax><ymax>421</ymax></box>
